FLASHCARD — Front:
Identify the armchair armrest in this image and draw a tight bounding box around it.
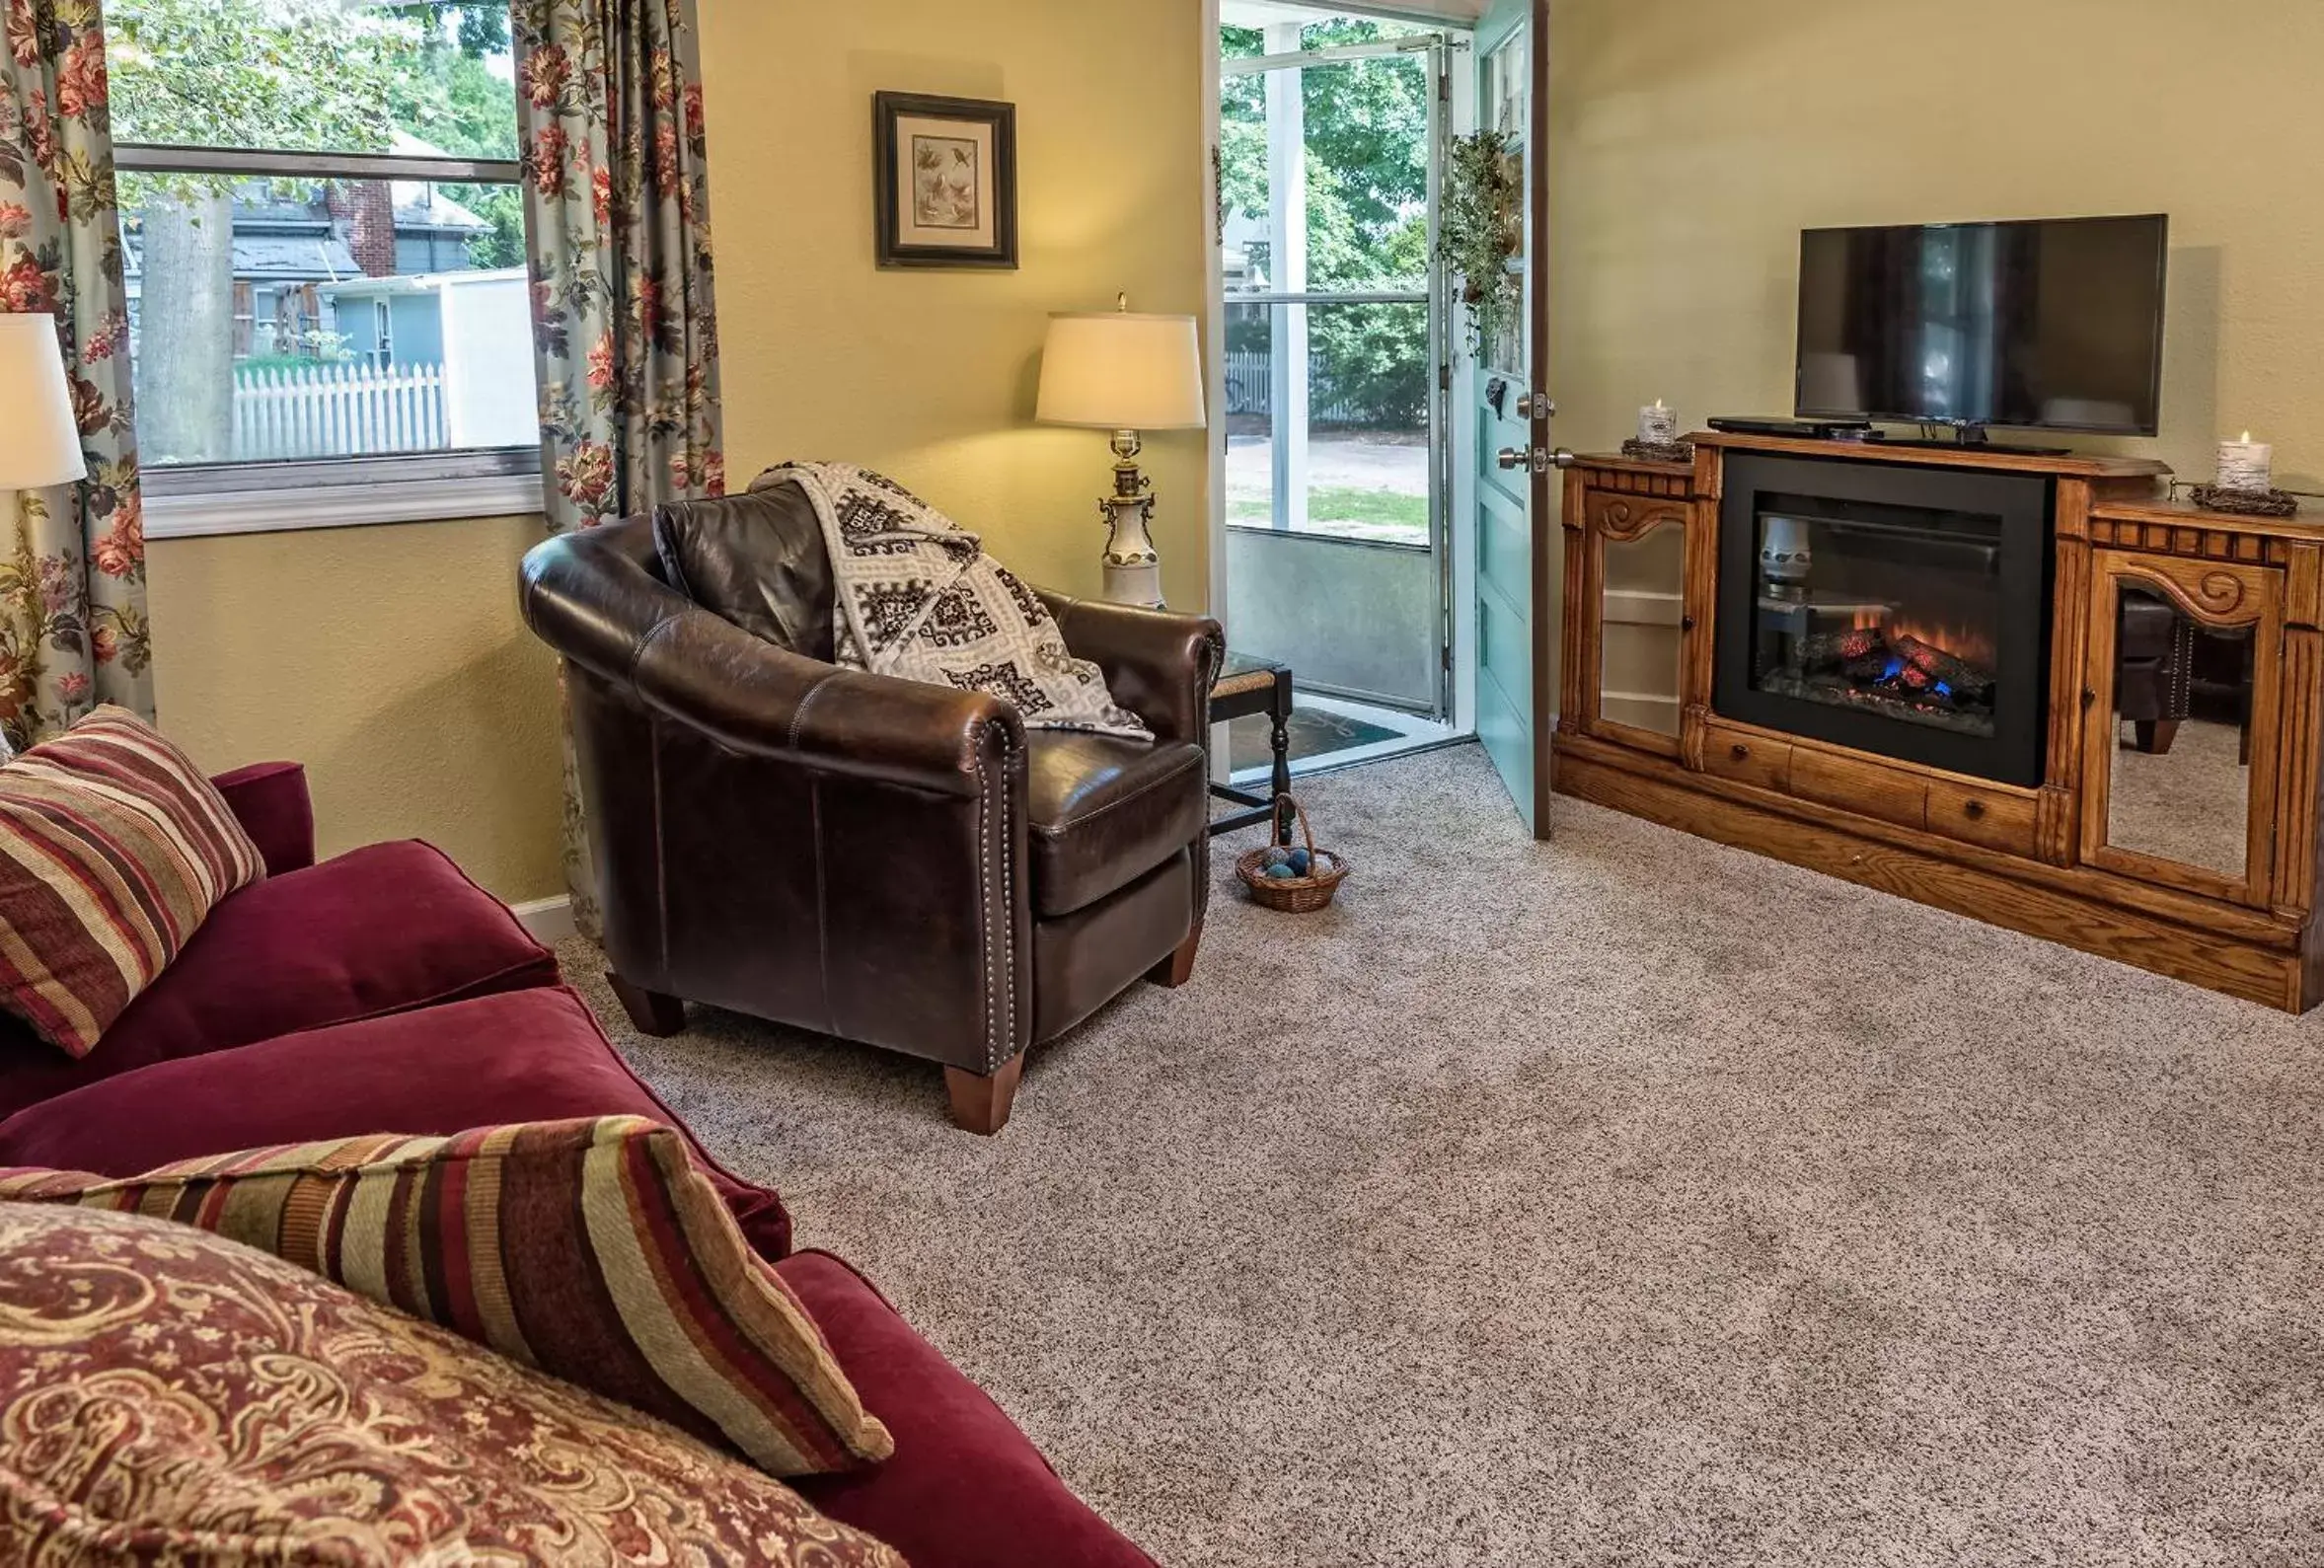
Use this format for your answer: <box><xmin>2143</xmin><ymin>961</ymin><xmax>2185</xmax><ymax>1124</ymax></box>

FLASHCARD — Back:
<box><xmin>523</xmin><ymin>523</ymin><xmax>1022</xmax><ymax>796</ymax></box>
<box><xmin>211</xmin><ymin>762</ymin><xmax>316</xmax><ymax>876</ymax></box>
<box><xmin>1038</xmin><ymin>591</ymin><xmax>1225</xmax><ymax>746</ymax></box>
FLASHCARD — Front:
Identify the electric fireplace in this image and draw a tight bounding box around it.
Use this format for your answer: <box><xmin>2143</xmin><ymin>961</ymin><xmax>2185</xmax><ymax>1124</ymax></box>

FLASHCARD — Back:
<box><xmin>1714</xmin><ymin>453</ymin><xmax>2054</xmax><ymax>786</ymax></box>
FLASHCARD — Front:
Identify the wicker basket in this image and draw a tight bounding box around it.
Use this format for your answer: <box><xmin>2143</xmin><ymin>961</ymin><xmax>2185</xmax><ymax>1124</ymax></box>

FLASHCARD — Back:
<box><xmin>1235</xmin><ymin>795</ymin><xmax>1349</xmax><ymax>914</ymax></box>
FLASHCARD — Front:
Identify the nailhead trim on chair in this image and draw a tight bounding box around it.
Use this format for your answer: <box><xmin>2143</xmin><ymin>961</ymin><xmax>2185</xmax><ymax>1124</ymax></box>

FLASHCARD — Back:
<box><xmin>975</xmin><ymin>722</ymin><xmax>1019</xmax><ymax>1077</ymax></box>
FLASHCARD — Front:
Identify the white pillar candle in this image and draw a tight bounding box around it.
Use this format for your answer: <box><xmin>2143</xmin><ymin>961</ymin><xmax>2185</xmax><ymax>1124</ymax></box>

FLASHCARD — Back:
<box><xmin>2217</xmin><ymin>431</ymin><xmax>2274</xmax><ymax>493</ymax></box>
<box><xmin>1638</xmin><ymin>401</ymin><xmax>1679</xmax><ymax>446</ymax></box>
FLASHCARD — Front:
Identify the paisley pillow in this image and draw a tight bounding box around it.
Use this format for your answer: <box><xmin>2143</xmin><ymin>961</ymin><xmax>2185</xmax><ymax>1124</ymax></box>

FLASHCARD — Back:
<box><xmin>0</xmin><ymin>1202</ymin><xmax>909</xmax><ymax>1566</ymax></box>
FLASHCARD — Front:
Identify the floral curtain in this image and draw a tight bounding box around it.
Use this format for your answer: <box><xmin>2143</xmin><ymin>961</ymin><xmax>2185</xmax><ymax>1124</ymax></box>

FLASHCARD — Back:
<box><xmin>0</xmin><ymin>0</ymin><xmax>149</xmax><ymax>750</ymax></box>
<box><xmin>515</xmin><ymin>0</ymin><xmax>723</xmax><ymax>933</ymax></box>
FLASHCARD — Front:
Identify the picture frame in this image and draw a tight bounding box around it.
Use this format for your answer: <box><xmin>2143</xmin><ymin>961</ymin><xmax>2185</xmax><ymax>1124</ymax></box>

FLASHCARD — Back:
<box><xmin>873</xmin><ymin>92</ymin><xmax>1019</xmax><ymax>270</ymax></box>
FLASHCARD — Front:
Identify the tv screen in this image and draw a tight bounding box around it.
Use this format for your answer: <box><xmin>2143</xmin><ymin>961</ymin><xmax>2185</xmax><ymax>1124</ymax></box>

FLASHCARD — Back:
<box><xmin>1795</xmin><ymin>215</ymin><xmax>2169</xmax><ymax>435</ymax></box>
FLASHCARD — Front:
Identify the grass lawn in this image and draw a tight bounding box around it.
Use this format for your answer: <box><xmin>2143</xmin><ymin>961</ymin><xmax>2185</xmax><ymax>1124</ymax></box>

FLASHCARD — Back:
<box><xmin>1229</xmin><ymin>486</ymin><xmax>1428</xmax><ymax>530</ymax></box>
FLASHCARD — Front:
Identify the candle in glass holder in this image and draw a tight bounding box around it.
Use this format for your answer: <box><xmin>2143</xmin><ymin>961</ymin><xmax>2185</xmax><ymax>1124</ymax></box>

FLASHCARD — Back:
<box><xmin>1638</xmin><ymin>400</ymin><xmax>1678</xmax><ymax>447</ymax></box>
<box><xmin>2218</xmin><ymin>431</ymin><xmax>2274</xmax><ymax>493</ymax></box>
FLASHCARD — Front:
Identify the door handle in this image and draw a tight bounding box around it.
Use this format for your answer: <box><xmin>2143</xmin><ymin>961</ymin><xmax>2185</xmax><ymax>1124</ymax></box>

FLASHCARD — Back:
<box><xmin>1501</xmin><ymin>447</ymin><xmax>1579</xmax><ymax>474</ymax></box>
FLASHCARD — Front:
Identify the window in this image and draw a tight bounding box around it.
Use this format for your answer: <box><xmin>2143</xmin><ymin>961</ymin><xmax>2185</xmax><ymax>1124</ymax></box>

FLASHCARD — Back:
<box><xmin>108</xmin><ymin>1</ymin><xmax>540</xmax><ymax>531</ymax></box>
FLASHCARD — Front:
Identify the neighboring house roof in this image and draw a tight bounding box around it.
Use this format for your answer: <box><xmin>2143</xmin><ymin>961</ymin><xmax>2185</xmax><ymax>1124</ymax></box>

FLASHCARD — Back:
<box><xmin>123</xmin><ymin>228</ymin><xmax>362</xmax><ymax>286</ymax></box>
<box><xmin>387</xmin><ymin>131</ymin><xmax>492</xmax><ymax>238</ymax></box>
<box><xmin>232</xmin><ymin>234</ymin><xmax>365</xmax><ymax>282</ymax></box>
<box><xmin>395</xmin><ymin>190</ymin><xmax>488</xmax><ymax>237</ymax></box>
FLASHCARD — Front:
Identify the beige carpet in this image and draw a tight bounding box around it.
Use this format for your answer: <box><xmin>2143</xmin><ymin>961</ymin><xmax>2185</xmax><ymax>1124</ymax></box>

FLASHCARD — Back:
<box><xmin>561</xmin><ymin>743</ymin><xmax>2324</xmax><ymax>1567</ymax></box>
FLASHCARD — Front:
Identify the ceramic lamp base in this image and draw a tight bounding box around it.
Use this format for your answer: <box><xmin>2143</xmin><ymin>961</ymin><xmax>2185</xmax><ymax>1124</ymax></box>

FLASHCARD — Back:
<box><xmin>1100</xmin><ymin>493</ymin><xmax>1164</xmax><ymax>609</ymax></box>
<box><xmin>1097</xmin><ymin>429</ymin><xmax>1165</xmax><ymax>609</ymax></box>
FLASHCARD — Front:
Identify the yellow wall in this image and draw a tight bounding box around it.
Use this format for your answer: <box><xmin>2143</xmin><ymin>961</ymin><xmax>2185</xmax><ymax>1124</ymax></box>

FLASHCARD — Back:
<box><xmin>1548</xmin><ymin>0</ymin><xmax>2324</xmax><ymax>489</ymax></box>
<box><xmin>148</xmin><ymin>516</ymin><xmax>565</xmax><ymax>902</ymax></box>
<box><xmin>697</xmin><ymin>0</ymin><xmax>1213</xmax><ymax>607</ymax></box>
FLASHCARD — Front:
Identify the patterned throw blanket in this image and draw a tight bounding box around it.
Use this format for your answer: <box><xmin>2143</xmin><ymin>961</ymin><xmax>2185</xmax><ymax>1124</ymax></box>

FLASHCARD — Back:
<box><xmin>750</xmin><ymin>463</ymin><xmax>1152</xmax><ymax>742</ymax></box>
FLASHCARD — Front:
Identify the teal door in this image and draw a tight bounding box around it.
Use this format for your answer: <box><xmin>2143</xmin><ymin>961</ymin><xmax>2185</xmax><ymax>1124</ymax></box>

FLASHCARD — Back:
<box><xmin>1469</xmin><ymin>0</ymin><xmax>1548</xmax><ymax>834</ymax></box>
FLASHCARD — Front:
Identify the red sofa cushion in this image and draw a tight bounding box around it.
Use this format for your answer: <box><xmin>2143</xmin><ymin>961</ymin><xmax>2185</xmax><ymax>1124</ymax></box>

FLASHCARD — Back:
<box><xmin>782</xmin><ymin>1250</ymin><xmax>1157</xmax><ymax>1568</ymax></box>
<box><xmin>0</xmin><ymin>840</ymin><xmax>558</xmax><ymax>1119</ymax></box>
<box><xmin>0</xmin><ymin>986</ymin><xmax>790</xmax><ymax>1260</ymax></box>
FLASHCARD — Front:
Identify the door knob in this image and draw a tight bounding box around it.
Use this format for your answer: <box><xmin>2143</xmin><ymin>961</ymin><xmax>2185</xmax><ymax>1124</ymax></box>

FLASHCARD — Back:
<box><xmin>1497</xmin><ymin>447</ymin><xmax>1529</xmax><ymax>471</ymax></box>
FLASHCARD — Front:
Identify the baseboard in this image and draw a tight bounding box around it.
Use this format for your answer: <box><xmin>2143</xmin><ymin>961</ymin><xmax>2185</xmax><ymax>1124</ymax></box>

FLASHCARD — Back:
<box><xmin>511</xmin><ymin>895</ymin><xmax>577</xmax><ymax>946</ymax></box>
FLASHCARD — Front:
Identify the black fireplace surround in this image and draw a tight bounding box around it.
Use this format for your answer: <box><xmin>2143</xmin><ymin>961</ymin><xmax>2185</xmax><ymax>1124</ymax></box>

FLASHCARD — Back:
<box><xmin>1715</xmin><ymin>453</ymin><xmax>2054</xmax><ymax>787</ymax></box>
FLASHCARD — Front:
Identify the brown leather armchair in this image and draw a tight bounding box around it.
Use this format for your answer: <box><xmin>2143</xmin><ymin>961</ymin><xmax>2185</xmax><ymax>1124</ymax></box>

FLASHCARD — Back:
<box><xmin>519</xmin><ymin>488</ymin><xmax>1222</xmax><ymax>1135</ymax></box>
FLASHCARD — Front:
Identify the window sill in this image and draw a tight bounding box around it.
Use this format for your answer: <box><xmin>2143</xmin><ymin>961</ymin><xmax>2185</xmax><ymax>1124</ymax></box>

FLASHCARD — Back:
<box><xmin>144</xmin><ymin>471</ymin><xmax>547</xmax><ymax>541</ymax></box>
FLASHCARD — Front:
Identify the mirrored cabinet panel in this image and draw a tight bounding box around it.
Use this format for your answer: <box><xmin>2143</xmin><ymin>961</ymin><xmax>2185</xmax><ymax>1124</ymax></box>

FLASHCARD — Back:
<box><xmin>2106</xmin><ymin>585</ymin><xmax>2256</xmax><ymax>880</ymax></box>
<box><xmin>2084</xmin><ymin>555</ymin><xmax>2284</xmax><ymax>909</ymax></box>
<box><xmin>1596</xmin><ymin>509</ymin><xmax>1687</xmax><ymax>741</ymax></box>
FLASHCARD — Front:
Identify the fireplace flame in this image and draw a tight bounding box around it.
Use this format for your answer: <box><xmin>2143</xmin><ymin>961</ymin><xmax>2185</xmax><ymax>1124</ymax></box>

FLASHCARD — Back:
<box><xmin>1848</xmin><ymin>608</ymin><xmax>1996</xmax><ymax>671</ymax></box>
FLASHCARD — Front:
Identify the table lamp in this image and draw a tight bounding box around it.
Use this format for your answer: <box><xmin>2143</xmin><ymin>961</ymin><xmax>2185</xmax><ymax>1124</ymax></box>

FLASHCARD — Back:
<box><xmin>0</xmin><ymin>315</ymin><xmax>88</xmax><ymax>524</ymax></box>
<box><xmin>1036</xmin><ymin>298</ymin><xmax>1206</xmax><ymax>608</ymax></box>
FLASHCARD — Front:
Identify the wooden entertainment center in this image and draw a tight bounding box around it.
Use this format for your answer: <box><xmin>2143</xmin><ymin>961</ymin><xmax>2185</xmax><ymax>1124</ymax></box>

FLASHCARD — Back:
<box><xmin>1552</xmin><ymin>432</ymin><xmax>2324</xmax><ymax>1010</ymax></box>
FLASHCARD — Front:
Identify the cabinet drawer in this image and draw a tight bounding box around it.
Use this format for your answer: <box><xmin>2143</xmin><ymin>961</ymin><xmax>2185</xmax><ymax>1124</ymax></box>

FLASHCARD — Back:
<box><xmin>1926</xmin><ymin>780</ymin><xmax>2039</xmax><ymax>859</ymax></box>
<box><xmin>1791</xmin><ymin>748</ymin><xmax>1929</xmax><ymax>830</ymax></box>
<box><xmin>1701</xmin><ymin>722</ymin><xmax>1791</xmax><ymax>792</ymax></box>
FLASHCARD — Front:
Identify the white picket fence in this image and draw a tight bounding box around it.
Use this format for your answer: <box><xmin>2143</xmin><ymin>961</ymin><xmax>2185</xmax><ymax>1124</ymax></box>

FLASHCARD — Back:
<box><xmin>231</xmin><ymin>361</ymin><xmax>449</xmax><ymax>462</ymax></box>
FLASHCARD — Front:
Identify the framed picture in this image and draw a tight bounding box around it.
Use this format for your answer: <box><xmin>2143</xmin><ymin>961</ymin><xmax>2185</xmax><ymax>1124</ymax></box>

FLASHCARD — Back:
<box><xmin>874</xmin><ymin>92</ymin><xmax>1018</xmax><ymax>270</ymax></box>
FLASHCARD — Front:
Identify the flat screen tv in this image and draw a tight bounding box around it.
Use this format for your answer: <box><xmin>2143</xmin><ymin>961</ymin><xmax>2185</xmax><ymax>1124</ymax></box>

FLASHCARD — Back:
<box><xmin>1795</xmin><ymin>214</ymin><xmax>2169</xmax><ymax>436</ymax></box>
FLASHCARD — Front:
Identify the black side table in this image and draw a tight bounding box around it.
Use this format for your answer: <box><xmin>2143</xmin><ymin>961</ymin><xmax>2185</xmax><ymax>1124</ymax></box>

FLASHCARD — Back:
<box><xmin>1208</xmin><ymin>653</ymin><xmax>1294</xmax><ymax>844</ymax></box>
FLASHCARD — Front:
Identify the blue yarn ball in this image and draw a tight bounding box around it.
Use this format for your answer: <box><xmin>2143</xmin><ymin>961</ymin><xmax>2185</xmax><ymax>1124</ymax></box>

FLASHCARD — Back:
<box><xmin>1287</xmin><ymin>849</ymin><xmax>1312</xmax><ymax>876</ymax></box>
<box><xmin>1263</xmin><ymin>863</ymin><xmax>1297</xmax><ymax>880</ymax></box>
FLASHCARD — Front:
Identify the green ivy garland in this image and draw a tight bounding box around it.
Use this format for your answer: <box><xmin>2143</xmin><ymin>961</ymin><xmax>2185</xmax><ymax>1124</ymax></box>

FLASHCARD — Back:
<box><xmin>1437</xmin><ymin>129</ymin><xmax>1524</xmax><ymax>361</ymax></box>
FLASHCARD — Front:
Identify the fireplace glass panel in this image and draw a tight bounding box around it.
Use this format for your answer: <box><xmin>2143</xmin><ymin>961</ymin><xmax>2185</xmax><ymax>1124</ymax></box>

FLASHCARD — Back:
<box><xmin>1746</xmin><ymin>495</ymin><xmax>2005</xmax><ymax>743</ymax></box>
<box><xmin>2105</xmin><ymin>584</ymin><xmax>2255</xmax><ymax>881</ymax></box>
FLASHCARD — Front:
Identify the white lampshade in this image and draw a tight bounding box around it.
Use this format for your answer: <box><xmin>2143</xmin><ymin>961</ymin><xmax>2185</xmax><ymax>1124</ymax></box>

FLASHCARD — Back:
<box><xmin>0</xmin><ymin>315</ymin><xmax>85</xmax><ymax>489</ymax></box>
<box><xmin>1036</xmin><ymin>310</ymin><xmax>1207</xmax><ymax>432</ymax></box>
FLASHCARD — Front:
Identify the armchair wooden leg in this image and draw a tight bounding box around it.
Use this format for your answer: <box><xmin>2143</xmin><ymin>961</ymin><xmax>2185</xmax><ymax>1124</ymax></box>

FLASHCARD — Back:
<box><xmin>2134</xmin><ymin>719</ymin><xmax>2181</xmax><ymax>756</ymax></box>
<box><xmin>1147</xmin><ymin>922</ymin><xmax>1203</xmax><ymax>989</ymax></box>
<box><xmin>945</xmin><ymin>1056</ymin><xmax>1024</xmax><ymax>1136</ymax></box>
<box><xmin>605</xmin><ymin>971</ymin><xmax>686</xmax><ymax>1037</ymax></box>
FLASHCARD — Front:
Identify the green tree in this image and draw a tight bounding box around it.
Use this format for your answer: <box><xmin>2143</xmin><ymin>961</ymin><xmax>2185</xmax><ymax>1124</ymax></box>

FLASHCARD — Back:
<box><xmin>107</xmin><ymin>0</ymin><xmax>415</xmax><ymax>153</ymax></box>
<box><xmin>391</xmin><ymin>37</ymin><xmax>520</xmax><ymax>160</ymax></box>
<box><xmin>387</xmin><ymin>14</ymin><xmax>527</xmax><ymax>269</ymax></box>
<box><xmin>1220</xmin><ymin>21</ymin><xmax>1434</xmax><ymax>429</ymax></box>
<box><xmin>414</xmin><ymin>1</ymin><xmax>511</xmax><ymax>58</ymax></box>
<box><xmin>450</xmin><ymin>185</ymin><xmax>528</xmax><ymax>269</ymax></box>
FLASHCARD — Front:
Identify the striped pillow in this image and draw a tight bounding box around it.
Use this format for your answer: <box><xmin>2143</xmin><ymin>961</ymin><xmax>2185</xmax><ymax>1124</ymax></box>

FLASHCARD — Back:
<box><xmin>0</xmin><ymin>705</ymin><xmax>263</xmax><ymax>1057</ymax></box>
<box><xmin>0</xmin><ymin>1116</ymin><xmax>893</xmax><ymax>1477</ymax></box>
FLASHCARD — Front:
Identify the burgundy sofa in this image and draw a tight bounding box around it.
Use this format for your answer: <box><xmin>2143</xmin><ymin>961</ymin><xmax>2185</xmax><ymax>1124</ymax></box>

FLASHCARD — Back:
<box><xmin>0</xmin><ymin>762</ymin><xmax>1153</xmax><ymax>1568</ymax></box>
